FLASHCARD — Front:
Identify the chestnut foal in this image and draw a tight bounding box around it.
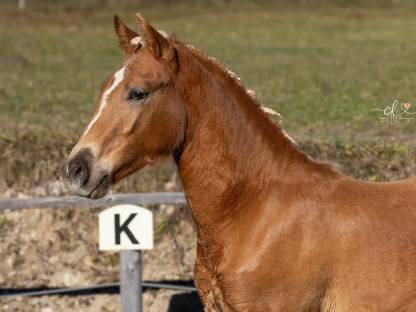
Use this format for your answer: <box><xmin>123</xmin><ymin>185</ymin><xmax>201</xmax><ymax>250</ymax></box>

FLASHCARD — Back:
<box><xmin>66</xmin><ymin>14</ymin><xmax>416</xmax><ymax>311</ymax></box>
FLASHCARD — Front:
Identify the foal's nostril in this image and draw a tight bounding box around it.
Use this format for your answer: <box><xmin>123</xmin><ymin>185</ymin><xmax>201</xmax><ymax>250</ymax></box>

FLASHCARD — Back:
<box><xmin>66</xmin><ymin>148</ymin><xmax>95</xmax><ymax>188</ymax></box>
<box><xmin>68</xmin><ymin>159</ymin><xmax>89</xmax><ymax>187</ymax></box>
<box><xmin>67</xmin><ymin>148</ymin><xmax>94</xmax><ymax>188</ymax></box>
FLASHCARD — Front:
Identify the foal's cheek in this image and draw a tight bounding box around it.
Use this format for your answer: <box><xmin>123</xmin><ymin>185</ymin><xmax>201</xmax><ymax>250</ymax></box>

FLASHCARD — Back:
<box><xmin>143</xmin><ymin>116</ymin><xmax>176</xmax><ymax>153</ymax></box>
<box><xmin>137</xmin><ymin>101</ymin><xmax>183</xmax><ymax>152</ymax></box>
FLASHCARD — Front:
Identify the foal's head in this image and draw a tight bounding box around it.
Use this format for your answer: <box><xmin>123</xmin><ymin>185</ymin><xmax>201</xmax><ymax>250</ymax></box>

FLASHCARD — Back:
<box><xmin>65</xmin><ymin>14</ymin><xmax>185</xmax><ymax>198</ymax></box>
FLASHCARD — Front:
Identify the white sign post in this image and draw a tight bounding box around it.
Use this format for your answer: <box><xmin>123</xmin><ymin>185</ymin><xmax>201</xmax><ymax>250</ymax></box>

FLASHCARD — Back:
<box><xmin>99</xmin><ymin>205</ymin><xmax>153</xmax><ymax>312</ymax></box>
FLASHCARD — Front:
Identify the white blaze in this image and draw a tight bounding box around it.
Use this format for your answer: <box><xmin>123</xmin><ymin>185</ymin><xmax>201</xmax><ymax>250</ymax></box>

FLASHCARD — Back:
<box><xmin>81</xmin><ymin>66</ymin><xmax>126</xmax><ymax>139</ymax></box>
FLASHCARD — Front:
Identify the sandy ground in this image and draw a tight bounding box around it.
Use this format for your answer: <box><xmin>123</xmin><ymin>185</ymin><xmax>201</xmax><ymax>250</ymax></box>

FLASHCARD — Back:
<box><xmin>0</xmin><ymin>204</ymin><xmax>200</xmax><ymax>311</ymax></box>
<box><xmin>0</xmin><ymin>290</ymin><xmax>203</xmax><ymax>312</ymax></box>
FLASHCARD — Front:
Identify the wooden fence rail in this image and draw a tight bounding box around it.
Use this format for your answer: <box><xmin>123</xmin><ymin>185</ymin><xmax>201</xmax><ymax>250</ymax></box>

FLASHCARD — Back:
<box><xmin>0</xmin><ymin>192</ymin><xmax>187</xmax><ymax>210</ymax></box>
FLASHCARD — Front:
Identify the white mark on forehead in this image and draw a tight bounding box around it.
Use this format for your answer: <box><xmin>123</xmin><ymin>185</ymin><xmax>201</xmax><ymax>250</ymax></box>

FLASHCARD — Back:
<box><xmin>81</xmin><ymin>66</ymin><xmax>126</xmax><ymax>139</ymax></box>
<box><xmin>130</xmin><ymin>36</ymin><xmax>144</xmax><ymax>46</ymax></box>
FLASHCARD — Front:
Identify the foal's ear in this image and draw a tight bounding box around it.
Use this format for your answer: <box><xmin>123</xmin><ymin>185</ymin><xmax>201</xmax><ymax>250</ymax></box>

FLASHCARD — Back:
<box><xmin>114</xmin><ymin>15</ymin><xmax>140</xmax><ymax>56</ymax></box>
<box><xmin>135</xmin><ymin>13</ymin><xmax>177</xmax><ymax>69</ymax></box>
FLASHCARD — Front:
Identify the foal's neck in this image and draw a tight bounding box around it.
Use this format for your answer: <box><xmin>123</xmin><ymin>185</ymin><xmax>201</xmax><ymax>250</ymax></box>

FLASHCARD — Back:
<box><xmin>174</xmin><ymin>47</ymin><xmax>314</xmax><ymax>230</ymax></box>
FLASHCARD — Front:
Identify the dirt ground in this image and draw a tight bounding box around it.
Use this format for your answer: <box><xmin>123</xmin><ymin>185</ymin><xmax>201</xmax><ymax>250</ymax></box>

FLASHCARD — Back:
<box><xmin>0</xmin><ymin>202</ymin><xmax>200</xmax><ymax>311</ymax></box>
<box><xmin>0</xmin><ymin>290</ymin><xmax>203</xmax><ymax>312</ymax></box>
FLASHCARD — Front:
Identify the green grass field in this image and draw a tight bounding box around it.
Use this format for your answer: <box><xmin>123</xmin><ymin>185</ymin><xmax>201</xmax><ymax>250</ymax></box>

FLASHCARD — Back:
<box><xmin>2</xmin><ymin>1</ymin><xmax>416</xmax><ymax>139</ymax></box>
<box><xmin>1</xmin><ymin>1</ymin><xmax>416</xmax><ymax>191</ymax></box>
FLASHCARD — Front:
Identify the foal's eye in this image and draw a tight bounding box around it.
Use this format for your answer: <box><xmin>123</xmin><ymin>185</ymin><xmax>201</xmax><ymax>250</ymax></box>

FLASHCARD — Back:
<box><xmin>127</xmin><ymin>89</ymin><xmax>148</xmax><ymax>102</ymax></box>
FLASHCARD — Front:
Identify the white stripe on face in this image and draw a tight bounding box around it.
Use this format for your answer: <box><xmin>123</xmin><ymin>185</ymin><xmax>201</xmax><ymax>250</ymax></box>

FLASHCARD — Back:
<box><xmin>81</xmin><ymin>66</ymin><xmax>126</xmax><ymax>139</ymax></box>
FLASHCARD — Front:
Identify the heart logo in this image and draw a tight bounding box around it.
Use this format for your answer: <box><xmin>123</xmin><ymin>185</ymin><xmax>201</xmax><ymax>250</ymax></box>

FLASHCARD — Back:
<box><xmin>403</xmin><ymin>102</ymin><xmax>412</xmax><ymax>110</ymax></box>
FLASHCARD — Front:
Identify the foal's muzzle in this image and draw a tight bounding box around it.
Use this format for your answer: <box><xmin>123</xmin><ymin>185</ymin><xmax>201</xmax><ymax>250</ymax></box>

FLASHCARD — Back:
<box><xmin>65</xmin><ymin>148</ymin><xmax>111</xmax><ymax>199</ymax></box>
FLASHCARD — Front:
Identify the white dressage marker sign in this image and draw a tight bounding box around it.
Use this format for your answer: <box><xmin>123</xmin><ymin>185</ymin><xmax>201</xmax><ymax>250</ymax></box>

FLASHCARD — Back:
<box><xmin>99</xmin><ymin>204</ymin><xmax>153</xmax><ymax>251</ymax></box>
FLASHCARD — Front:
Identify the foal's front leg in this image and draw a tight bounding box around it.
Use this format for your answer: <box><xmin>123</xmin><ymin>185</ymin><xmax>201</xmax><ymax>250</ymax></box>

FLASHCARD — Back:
<box><xmin>194</xmin><ymin>252</ymin><xmax>218</xmax><ymax>311</ymax></box>
<box><xmin>195</xmin><ymin>252</ymin><xmax>239</xmax><ymax>311</ymax></box>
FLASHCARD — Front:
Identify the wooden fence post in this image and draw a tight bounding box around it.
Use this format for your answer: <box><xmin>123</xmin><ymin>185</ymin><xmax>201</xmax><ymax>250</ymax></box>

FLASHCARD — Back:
<box><xmin>120</xmin><ymin>250</ymin><xmax>142</xmax><ymax>312</ymax></box>
<box><xmin>100</xmin><ymin>205</ymin><xmax>153</xmax><ymax>311</ymax></box>
<box><xmin>18</xmin><ymin>0</ymin><xmax>26</xmax><ymax>10</ymax></box>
